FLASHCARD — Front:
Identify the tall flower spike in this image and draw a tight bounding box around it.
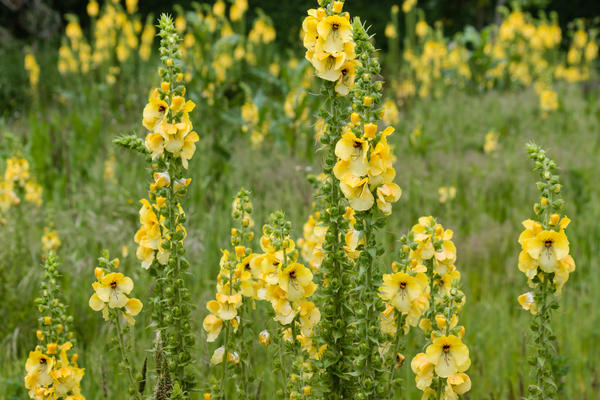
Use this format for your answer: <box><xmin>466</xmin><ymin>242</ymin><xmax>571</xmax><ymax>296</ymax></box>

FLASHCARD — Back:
<box><xmin>122</xmin><ymin>14</ymin><xmax>197</xmax><ymax>397</ymax></box>
<box><xmin>203</xmin><ymin>189</ymin><xmax>259</xmax><ymax>399</ymax></box>
<box><xmin>302</xmin><ymin>1</ymin><xmax>356</xmax><ymax>397</ymax></box>
<box><xmin>397</xmin><ymin>217</ymin><xmax>472</xmax><ymax>399</ymax></box>
<box><xmin>336</xmin><ymin>18</ymin><xmax>402</xmax><ymax>399</ymax></box>
<box><xmin>88</xmin><ymin>251</ymin><xmax>144</xmax><ymax>399</ymax></box>
<box><xmin>26</xmin><ymin>253</ymin><xmax>85</xmax><ymax>399</ymax></box>
<box><xmin>518</xmin><ymin>143</ymin><xmax>574</xmax><ymax>400</ymax></box>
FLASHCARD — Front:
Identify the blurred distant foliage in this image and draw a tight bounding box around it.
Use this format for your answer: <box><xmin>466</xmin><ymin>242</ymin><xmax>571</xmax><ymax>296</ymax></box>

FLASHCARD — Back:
<box><xmin>2</xmin><ymin>0</ymin><xmax>599</xmax><ymax>45</ymax></box>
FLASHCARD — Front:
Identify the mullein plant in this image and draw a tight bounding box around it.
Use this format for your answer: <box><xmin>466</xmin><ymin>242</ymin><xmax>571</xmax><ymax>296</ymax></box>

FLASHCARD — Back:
<box><xmin>88</xmin><ymin>252</ymin><xmax>144</xmax><ymax>399</ymax></box>
<box><xmin>25</xmin><ymin>253</ymin><xmax>85</xmax><ymax>400</ymax></box>
<box><xmin>203</xmin><ymin>189</ymin><xmax>258</xmax><ymax>399</ymax></box>
<box><xmin>116</xmin><ymin>14</ymin><xmax>199</xmax><ymax>398</ymax></box>
<box><xmin>257</xmin><ymin>211</ymin><xmax>320</xmax><ymax>400</ymax></box>
<box><xmin>332</xmin><ymin>20</ymin><xmax>402</xmax><ymax>398</ymax></box>
<box><xmin>517</xmin><ymin>144</ymin><xmax>575</xmax><ymax>400</ymax></box>
<box><xmin>301</xmin><ymin>1</ymin><xmax>358</xmax><ymax>396</ymax></box>
<box><xmin>384</xmin><ymin>217</ymin><xmax>471</xmax><ymax>399</ymax></box>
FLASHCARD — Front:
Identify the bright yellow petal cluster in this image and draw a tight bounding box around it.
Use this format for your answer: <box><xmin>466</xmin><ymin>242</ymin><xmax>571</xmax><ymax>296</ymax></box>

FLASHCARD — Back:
<box><xmin>302</xmin><ymin>4</ymin><xmax>357</xmax><ymax>95</ymax></box>
<box><xmin>143</xmin><ymin>86</ymin><xmax>198</xmax><ymax>169</ymax></box>
<box><xmin>1</xmin><ymin>155</ymin><xmax>43</xmax><ymax>212</ymax></box>
<box><xmin>517</xmin><ymin>215</ymin><xmax>575</xmax><ymax>295</ymax></box>
<box><xmin>88</xmin><ymin>266</ymin><xmax>143</xmax><ymax>326</ymax></box>
<box><xmin>335</xmin><ymin>124</ymin><xmax>401</xmax><ymax>213</ymax></box>
<box><xmin>25</xmin><ymin>342</ymin><xmax>85</xmax><ymax>400</ymax></box>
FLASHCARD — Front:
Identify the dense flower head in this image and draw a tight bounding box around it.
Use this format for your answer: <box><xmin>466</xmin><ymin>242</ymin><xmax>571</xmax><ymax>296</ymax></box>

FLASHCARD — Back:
<box><xmin>381</xmin><ymin>217</ymin><xmax>471</xmax><ymax>397</ymax></box>
<box><xmin>141</xmin><ymin>15</ymin><xmax>198</xmax><ymax>168</ymax></box>
<box><xmin>25</xmin><ymin>342</ymin><xmax>85</xmax><ymax>400</ymax></box>
<box><xmin>1</xmin><ymin>154</ymin><xmax>43</xmax><ymax>212</ymax></box>
<box><xmin>301</xmin><ymin>2</ymin><xmax>357</xmax><ymax>94</ymax></box>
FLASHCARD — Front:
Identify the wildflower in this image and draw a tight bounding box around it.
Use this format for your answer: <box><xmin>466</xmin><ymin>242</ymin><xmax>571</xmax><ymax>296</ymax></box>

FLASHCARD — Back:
<box><xmin>425</xmin><ymin>335</ymin><xmax>470</xmax><ymax>378</ymax></box>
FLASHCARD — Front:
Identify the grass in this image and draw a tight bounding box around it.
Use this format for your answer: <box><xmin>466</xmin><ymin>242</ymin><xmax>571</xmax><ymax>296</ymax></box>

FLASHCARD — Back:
<box><xmin>1</xmin><ymin>77</ymin><xmax>599</xmax><ymax>398</ymax></box>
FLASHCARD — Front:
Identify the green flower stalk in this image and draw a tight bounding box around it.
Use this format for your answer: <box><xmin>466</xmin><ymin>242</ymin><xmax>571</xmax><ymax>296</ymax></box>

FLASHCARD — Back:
<box><xmin>327</xmin><ymin>18</ymin><xmax>403</xmax><ymax>398</ymax></box>
<box><xmin>517</xmin><ymin>144</ymin><xmax>576</xmax><ymax>400</ymax></box>
<box><xmin>25</xmin><ymin>252</ymin><xmax>85</xmax><ymax>399</ymax></box>
<box><xmin>34</xmin><ymin>252</ymin><xmax>76</xmax><ymax>354</ymax></box>
<box><xmin>88</xmin><ymin>251</ymin><xmax>145</xmax><ymax>400</ymax></box>
<box><xmin>395</xmin><ymin>217</ymin><xmax>472</xmax><ymax>399</ymax></box>
<box><xmin>203</xmin><ymin>189</ymin><xmax>257</xmax><ymax>399</ymax></box>
<box><xmin>119</xmin><ymin>14</ymin><xmax>199</xmax><ymax>397</ymax></box>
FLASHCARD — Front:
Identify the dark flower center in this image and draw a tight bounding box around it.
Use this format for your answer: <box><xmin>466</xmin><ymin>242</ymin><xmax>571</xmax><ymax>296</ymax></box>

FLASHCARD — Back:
<box><xmin>289</xmin><ymin>270</ymin><xmax>297</xmax><ymax>279</ymax></box>
<box><xmin>443</xmin><ymin>344</ymin><xmax>451</xmax><ymax>353</ymax></box>
<box><xmin>544</xmin><ymin>240</ymin><xmax>553</xmax><ymax>248</ymax></box>
<box><xmin>332</xmin><ymin>23</ymin><xmax>339</xmax><ymax>30</ymax></box>
<box><xmin>399</xmin><ymin>281</ymin><xmax>407</xmax><ymax>289</ymax></box>
<box><xmin>110</xmin><ymin>281</ymin><xmax>118</xmax><ymax>289</ymax></box>
<box><xmin>40</xmin><ymin>357</ymin><xmax>47</xmax><ymax>364</ymax></box>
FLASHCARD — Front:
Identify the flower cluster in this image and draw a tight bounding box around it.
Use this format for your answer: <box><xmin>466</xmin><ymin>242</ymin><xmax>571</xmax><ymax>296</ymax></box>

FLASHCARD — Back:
<box><xmin>1</xmin><ymin>154</ymin><xmax>42</xmax><ymax>212</ymax></box>
<box><xmin>255</xmin><ymin>212</ymin><xmax>321</xmax><ymax>352</ymax></box>
<box><xmin>88</xmin><ymin>256</ymin><xmax>143</xmax><ymax>326</ymax></box>
<box><xmin>25</xmin><ymin>342</ymin><xmax>85</xmax><ymax>400</ymax></box>
<box><xmin>404</xmin><ymin>217</ymin><xmax>472</xmax><ymax>398</ymax></box>
<box><xmin>333</xmin><ymin>20</ymin><xmax>401</xmax><ymax>215</ymax></box>
<box><xmin>42</xmin><ymin>227</ymin><xmax>61</xmax><ymax>254</ymax></box>
<box><xmin>203</xmin><ymin>190</ymin><xmax>255</xmax><ymax>349</ymax></box>
<box><xmin>24</xmin><ymin>51</ymin><xmax>40</xmax><ymax>90</ymax></box>
<box><xmin>59</xmin><ymin>0</ymin><xmax>150</xmax><ymax>82</ymax></box>
<box><xmin>25</xmin><ymin>253</ymin><xmax>84</xmax><ymax>400</ymax></box>
<box><xmin>518</xmin><ymin>143</ymin><xmax>574</xmax><ymax>399</ymax></box>
<box><xmin>301</xmin><ymin>1</ymin><xmax>357</xmax><ymax>95</ymax></box>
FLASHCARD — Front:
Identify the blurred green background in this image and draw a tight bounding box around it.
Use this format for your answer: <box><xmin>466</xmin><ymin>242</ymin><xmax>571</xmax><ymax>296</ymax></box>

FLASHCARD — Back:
<box><xmin>3</xmin><ymin>0</ymin><xmax>600</xmax><ymax>45</ymax></box>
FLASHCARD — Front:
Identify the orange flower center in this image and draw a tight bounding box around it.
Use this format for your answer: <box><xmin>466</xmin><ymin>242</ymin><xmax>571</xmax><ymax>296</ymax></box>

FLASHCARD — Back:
<box><xmin>40</xmin><ymin>357</ymin><xmax>47</xmax><ymax>364</ymax></box>
<box><xmin>332</xmin><ymin>23</ymin><xmax>339</xmax><ymax>30</ymax></box>
<box><xmin>443</xmin><ymin>344</ymin><xmax>451</xmax><ymax>353</ymax></box>
<box><xmin>544</xmin><ymin>240</ymin><xmax>553</xmax><ymax>248</ymax></box>
<box><xmin>353</xmin><ymin>140</ymin><xmax>362</xmax><ymax>148</ymax></box>
<box><xmin>399</xmin><ymin>281</ymin><xmax>407</xmax><ymax>289</ymax></box>
<box><xmin>289</xmin><ymin>270</ymin><xmax>297</xmax><ymax>279</ymax></box>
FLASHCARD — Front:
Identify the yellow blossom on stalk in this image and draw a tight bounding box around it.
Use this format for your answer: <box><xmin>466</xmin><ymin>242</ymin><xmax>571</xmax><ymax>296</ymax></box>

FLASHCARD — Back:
<box><xmin>24</xmin><ymin>52</ymin><xmax>40</xmax><ymax>90</ymax></box>
<box><xmin>42</xmin><ymin>228</ymin><xmax>61</xmax><ymax>253</ymax></box>
<box><xmin>88</xmin><ymin>265</ymin><xmax>143</xmax><ymax>325</ymax></box>
<box><xmin>425</xmin><ymin>335</ymin><xmax>470</xmax><ymax>378</ymax></box>
<box><xmin>403</xmin><ymin>0</ymin><xmax>417</xmax><ymax>13</ymax></box>
<box><xmin>438</xmin><ymin>187</ymin><xmax>456</xmax><ymax>203</ymax></box>
<box><xmin>301</xmin><ymin>3</ymin><xmax>357</xmax><ymax>94</ymax></box>
<box><xmin>483</xmin><ymin>131</ymin><xmax>499</xmax><ymax>154</ymax></box>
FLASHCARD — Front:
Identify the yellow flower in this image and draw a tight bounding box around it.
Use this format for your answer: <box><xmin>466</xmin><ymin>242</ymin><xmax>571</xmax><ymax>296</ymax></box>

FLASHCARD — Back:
<box><xmin>202</xmin><ymin>314</ymin><xmax>223</xmax><ymax>342</ymax></box>
<box><xmin>278</xmin><ymin>263</ymin><xmax>315</xmax><ymax>302</ymax></box>
<box><xmin>91</xmin><ymin>272</ymin><xmax>134</xmax><ymax>309</ymax></box>
<box><xmin>258</xmin><ymin>329</ymin><xmax>271</xmax><ymax>346</ymax></box>
<box><xmin>339</xmin><ymin>174</ymin><xmax>374</xmax><ymax>211</ymax></box>
<box><xmin>123</xmin><ymin>298</ymin><xmax>143</xmax><ymax>325</ymax></box>
<box><xmin>411</xmin><ymin>352</ymin><xmax>434</xmax><ymax>390</ymax></box>
<box><xmin>524</xmin><ymin>229</ymin><xmax>570</xmax><ymax>273</ymax></box>
<box><xmin>425</xmin><ymin>335</ymin><xmax>470</xmax><ymax>378</ymax></box>
<box><xmin>334</xmin><ymin>132</ymin><xmax>369</xmax><ymax>178</ymax></box>
<box><xmin>316</xmin><ymin>15</ymin><xmax>353</xmax><ymax>54</ymax></box>
<box><xmin>335</xmin><ymin>60</ymin><xmax>358</xmax><ymax>95</ymax></box>
<box><xmin>24</xmin><ymin>350</ymin><xmax>55</xmax><ymax>389</ymax></box>
<box><xmin>207</xmin><ymin>292</ymin><xmax>242</xmax><ymax>321</ymax></box>
<box><xmin>518</xmin><ymin>292</ymin><xmax>538</xmax><ymax>315</ymax></box>
<box><xmin>376</xmin><ymin>183</ymin><xmax>402</xmax><ymax>215</ymax></box>
<box><xmin>142</xmin><ymin>89</ymin><xmax>168</xmax><ymax>132</ymax></box>
<box><xmin>447</xmin><ymin>372</ymin><xmax>471</xmax><ymax>395</ymax></box>
<box><xmin>87</xmin><ymin>1</ymin><xmax>99</xmax><ymax>17</ymax></box>
<box><xmin>380</xmin><ymin>272</ymin><xmax>427</xmax><ymax>313</ymax></box>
